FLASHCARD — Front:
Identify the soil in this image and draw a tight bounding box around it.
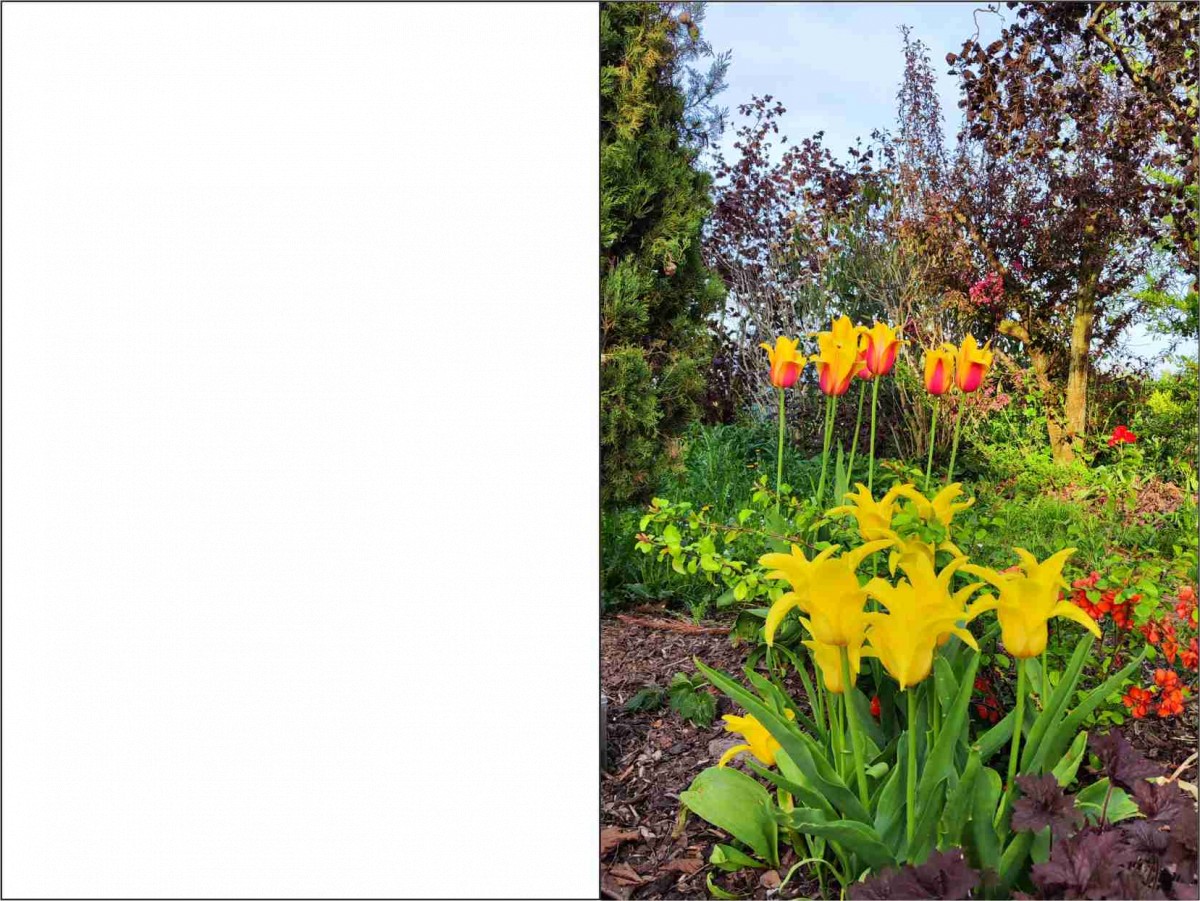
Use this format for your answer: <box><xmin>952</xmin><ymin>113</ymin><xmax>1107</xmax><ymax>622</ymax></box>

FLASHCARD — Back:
<box><xmin>600</xmin><ymin>612</ymin><xmax>820</xmax><ymax>900</ymax></box>
<box><xmin>599</xmin><ymin>611</ymin><xmax>1200</xmax><ymax>901</ymax></box>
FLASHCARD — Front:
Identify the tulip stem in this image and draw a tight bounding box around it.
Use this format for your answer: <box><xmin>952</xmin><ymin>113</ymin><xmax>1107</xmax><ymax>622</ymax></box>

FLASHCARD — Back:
<box><xmin>816</xmin><ymin>394</ymin><xmax>835</xmax><ymax>508</ymax></box>
<box><xmin>775</xmin><ymin>388</ymin><xmax>786</xmax><ymax>515</ymax></box>
<box><xmin>847</xmin><ymin>378</ymin><xmax>867</xmax><ymax>479</ymax></box>
<box><xmin>946</xmin><ymin>402</ymin><xmax>964</xmax><ymax>485</ymax></box>
<box><xmin>1000</xmin><ymin>658</ymin><xmax>1027</xmax><ymax>825</ymax></box>
<box><xmin>867</xmin><ymin>376</ymin><xmax>880</xmax><ymax>494</ymax></box>
<box><xmin>906</xmin><ymin>689</ymin><xmax>917</xmax><ymax>855</ymax></box>
<box><xmin>924</xmin><ymin>401</ymin><xmax>939</xmax><ymax>493</ymax></box>
<box><xmin>840</xmin><ymin>647</ymin><xmax>871</xmax><ymax>808</ymax></box>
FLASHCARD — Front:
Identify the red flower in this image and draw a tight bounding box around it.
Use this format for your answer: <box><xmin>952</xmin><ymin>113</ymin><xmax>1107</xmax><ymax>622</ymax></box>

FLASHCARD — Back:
<box><xmin>1181</xmin><ymin>638</ymin><xmax>1199</xmax><ymax>670</ymax></box>
<box><xmin>870</xmin><ymin>695</ymin><xmax>881</xmax><ymax>718</ymax></box>
<box><xmin>1158</xmin><ymin>688</ymin><xmax>1185</xmax><ymax>718</ymax></box>
<box><xmin>1154</xmin><ymin>668</ymin><xmax>1179</xmax><ymax>691</ymax></box>
<box><xmin>1107</xmin><ymin>425</ymin><xmax>1137</xmax><ymax>447</ymax></box>
<box><xmin>1123</xmin><ymin>686</ymin><xmax>1154</xmax><ymax>719</ymax></box>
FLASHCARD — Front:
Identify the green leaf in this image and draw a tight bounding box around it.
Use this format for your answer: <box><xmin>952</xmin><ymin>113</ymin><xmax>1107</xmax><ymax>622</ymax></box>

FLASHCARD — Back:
<box><xmin>939</xmin><ymin>749</ymin><xmax>981</xmax><ymax>849</ymax></box>
<box><xmin>706</xmin><ymin>872</ymin><xmax>746</xmax><ymax>899</ymax></box>
<box><xmin>1051</xmin><ymin>730</ymin><xmax>1088</xmax><ymax>787</ymax></box>
<box><xmin>710</xmin><ymin>843</ymin><xmax>764</xmax><ymax>872</ymax></box>
<box><xmin>1030</xmin><ymin>648</ymin><xmax>1147</xmax><ymax>774</ymax></box>
<box><xmin>663</xmin><ymin>523</ymin><xmax>681</xmax><ymax>547</ymax></box>
<box><xmin>1075</xmin><ymin>778</ymin><xmax>1140</xmax><ymax>825</ymax></box>
<box><xmin>781</xmin><ymin>807</ymin><xmax>895</xmax><ymax>871</ymax></box>
<box><xmin>700</xmin><ymin>553</ymin><xmax>722</xmax><ymax>573</ymax></box>
<box><xmin>874</xmin><ymin>749</ymin><xmax>906</xmax><ymax>848</ymax></box>
<box><xmin>909</xmin><ymin>783</ymin><xmax>944</xmax><ymax>864</ymax></box>
<box><xmin>695</xmin><ymin>659</ymin><xmax>869</xmax><ymax>823</ymax></box>
<box><xmin>624</xmin><ymin>686</ymin><xmax>665</xmax><ymax>712</ymax></box>
<box><xmin>681</xmin><ymin>767</ymin><xmax>779</xmax><ymax>866</ymax></box>
<box><xmin>916</xmin><ymin>655</ymin><xmax>980</xmax><ymax>809</ymax></box>
<box><xmin>969</xmin><ymin>767</ymin><xmax>1003</xmax><ymax>873</ymax></box>
<box><xmin>1020</xmin><ymin>635</ymin><xmax>1093</xmax><ymax>772</ymax></box>
<box><xmin>934</xmin><ymin>656</ymin><xmax>957</xmax><ymax>715</ymax></box>
<box><xmin>746</xmin><ymin>758</ymin><xmax>836</xmax><ymax>819</ymax></box>
<box><xmin>1031</xmin><ymin>826</ymin><xmax>1051</xmax><ymax>865</ymax></box>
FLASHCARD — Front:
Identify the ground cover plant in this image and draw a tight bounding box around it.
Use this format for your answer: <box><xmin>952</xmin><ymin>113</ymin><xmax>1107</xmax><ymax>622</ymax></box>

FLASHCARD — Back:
<box><xmin>599</xmin><ymin>3</ymin><xmax>1198</xmax><ymax>898</ymax></box>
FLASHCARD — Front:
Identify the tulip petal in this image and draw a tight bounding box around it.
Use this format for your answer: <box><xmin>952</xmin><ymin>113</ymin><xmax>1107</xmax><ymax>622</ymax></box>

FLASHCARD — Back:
<box><xmin>947</xmin><ymin>626</ymin><xmax>980</xmax><ymax>651</ymax></box>
<box><xmin>764</xmin><ymin>592</ymin><xmax>803</xmax><ymax>646</ymax></box>
<box><xmin>718</xmin><ymin>743</ymin><xmax>752</xmax><ymax>768</ymax></box>
<box><xmin>845</xmin><ymin>538</ymin><xmax>895</xmax><ymax>571</ymax></box>
<box><xmin>1049</xmin><ymin>599</ymin><xmax>1102</xmax><ymax>639</ymax></box>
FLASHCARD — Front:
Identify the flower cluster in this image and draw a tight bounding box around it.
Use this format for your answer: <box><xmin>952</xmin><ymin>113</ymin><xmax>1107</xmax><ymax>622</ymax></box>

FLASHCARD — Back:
<box><xmin>1107</xmin><ymin>424</ymin><xmax>1137</xmax><ymax>447</ymax></box>
<box><xmin>968</xmin><ymin>272</ymin><xmax>1004</xmax><ymax>308</ymax></box>
<box><xmin>1069</xmin><ymin>571</ymin><xmax>1135</xmax><ymax>630</ymax></box>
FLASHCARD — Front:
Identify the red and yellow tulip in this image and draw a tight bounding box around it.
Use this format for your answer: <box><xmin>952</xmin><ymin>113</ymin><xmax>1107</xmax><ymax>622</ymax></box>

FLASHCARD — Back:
<box><xmin>812</xmin><ymin>316</ymin><xmax>865</xmax><ymax>397</ymax></box>
<box><xmin>954</xmin><ymin>335</ymin><xmax>994</xmax><ymax>393</ymax></box>
<box><xmin>922</xmin><ymin>344</ymin><xmax>956</xmax><ymax>395</ymax></box>
<box><xmin>862</xmin><ymin>321</ymin><xmax>904</xmax><ymax>377</ymax></box>
<box><xmin>760</xmin><ymin>336</ymin><xmax>805</xmax><ymax>389</ymax></box>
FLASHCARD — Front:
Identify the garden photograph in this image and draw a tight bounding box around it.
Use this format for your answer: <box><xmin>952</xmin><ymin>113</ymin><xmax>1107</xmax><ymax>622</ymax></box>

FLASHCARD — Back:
<box><xmin>600</xmin><ymin>3</ymin><xmax>1200</xmax><ymax>899</ymax></box>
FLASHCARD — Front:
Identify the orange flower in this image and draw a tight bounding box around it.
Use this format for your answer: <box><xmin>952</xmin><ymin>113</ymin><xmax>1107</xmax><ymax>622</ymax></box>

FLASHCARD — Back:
<box><xmin>922</xmin><ymin>344</ymin><xmax>956</xmax><ymax>395</ymax></box>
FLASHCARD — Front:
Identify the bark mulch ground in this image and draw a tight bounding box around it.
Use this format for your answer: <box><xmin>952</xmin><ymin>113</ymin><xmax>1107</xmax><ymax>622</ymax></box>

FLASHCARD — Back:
<box><xmin>599</xmin><ymin>611</ymin><xmax>1199</xmax><ymax>900</ymax></box>
<box><xmin>600</xmin><ymin>612</ymin><xmax>820</xmax><ymax>900</ymax></box>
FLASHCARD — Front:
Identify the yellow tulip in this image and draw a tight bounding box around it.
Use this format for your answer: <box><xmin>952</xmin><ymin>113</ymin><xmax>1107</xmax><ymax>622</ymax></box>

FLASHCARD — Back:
<box><xmin>829</xmin><ymin>483</ymin><xmax>906</xmax><ymax>542</ymax></box>
<box><xmin>864</xmin><ymin>557</ymin><xmax>983</xmax><ymax>690</ymax></box>
<box><xmin>963</xmin><ymin>548</ymin><xmax>1101</xmax><ymax>659</ymax></box>
<box><xmin>923</xmin><ymin>344</ymin><xmax>956</xmax><ymax>395</ymax></box>
<box><xmin>955</xmin><ymin>335</ymin><xmax>994</xmax><ymax>393</ymax></box>
<box><xmin>803</xmin><ymin>635</ymin><xmax>871</xmax><ymax>694</ymax></box>
<box><xmin>862</xmin><ymin>321</ymin><xmax>905</xmax><ymax>376</ymax></box>
<box><xmin>759</xmin><ymin>540</ymin><xmax>893</xmax><ymax>646</ymax></box>
<box><xmin>893</xmin><ymin>482</ymin><xmax>975</xmax><ymax>530</ymax></box>
<box><xmin>760</xmin><ymin>336</ymin><xmax>805</xmax><ymax>389</ymax></box>
<box><xmin>812</xmin><ymin>316</ymin><xmax>865</xmax><ymax>397</ymax></box>
<box><xmin>718</xmin><ymin>709</ymin><xmax>795</xmax><ymax>768</ymax></box>
<box><xmin>886</xmin><ymin>534</ymin><xmax>966</xmax><ymax>577</ymax></box>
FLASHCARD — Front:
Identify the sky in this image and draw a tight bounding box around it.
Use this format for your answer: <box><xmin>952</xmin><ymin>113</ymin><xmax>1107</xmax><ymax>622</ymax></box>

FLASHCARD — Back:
<box><xmin>699</xmin><ymin>2</ymin><xmax>1178</xmax><ymax>366</ymax></box>
<box><xmin>702</xmin><ymin>1</ymin><xmax>1002</xmax><ymax>167</ymax></box>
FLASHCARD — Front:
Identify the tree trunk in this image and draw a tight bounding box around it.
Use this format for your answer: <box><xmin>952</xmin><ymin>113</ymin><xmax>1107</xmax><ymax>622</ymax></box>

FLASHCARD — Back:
<box><xmin>1063</xmin><ymin>272</ymin><xmax>1098</xmax><ymax>461</ymax></box>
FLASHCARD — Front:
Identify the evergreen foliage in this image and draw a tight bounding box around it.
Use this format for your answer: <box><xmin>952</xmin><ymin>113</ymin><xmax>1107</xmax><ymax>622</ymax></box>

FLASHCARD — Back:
<box><xmin>600</xmin><ymin>2</ymin><xmax>725</xmax><ymax>507</ymax></box>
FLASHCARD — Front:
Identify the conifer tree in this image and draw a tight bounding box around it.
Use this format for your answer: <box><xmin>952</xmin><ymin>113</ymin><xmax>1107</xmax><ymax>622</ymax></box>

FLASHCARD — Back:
<box><xmin>600</xmin><ymin>2</ymin><xmax>726</xmax><ymax>507</ymax></box>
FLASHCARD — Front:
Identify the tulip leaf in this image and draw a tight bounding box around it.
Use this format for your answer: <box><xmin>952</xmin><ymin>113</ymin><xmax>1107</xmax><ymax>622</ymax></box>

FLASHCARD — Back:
<box><xmin>908</xmin><ymin>783</ymin><xmax>944</xmax><ymax>864</ymax></box>
<box><xmin>916</xmin><ymin>655</ymin><xmax>980</xmax><ymax>808</ymax></box>
<box><xmin>873</xmin><ymin>748</ymin><xmax>906</xmax><ymax>848</ymax></box>
<box><xmin>1051</xmin><ymin>730</ymin><xmax>1088</xmax><ymax>788</ymax></box>
<box><xmin>969</xmin><ymin>766</ymin><xmax>1003</xmax><ymax>873</ymax></box>
<box><xmin>776</xmin><ymin>645</ymin><xmax>826</xmax><ymax>739</ymax></box>
<box><xmin>695</xmin><ymin>659</ymin><xmax>869</xmax><ymax>824</ymax></box>
<box><xmin>680</xmin><ymin>767</ymin><xmax>779</xmax><ymax>866</ymax></box>
<box><xmin>781</xmin><ymin>807</ymin><xmax>895</xmax><ymax>871</ymax></box>
<box><xmin>706</xmin><ymin>872</ymin><xmax>746</xmax><ymax>899</ymax></box>
<box><xmin>1029</xmin><ymin>648</ymin><xmax>1147</xmax><ymax>775</ymax></box>
<box><xmin>744</xmin><ymin>665</ymin><xmax>820</xmax><ymax>738</ymax></box>
<box><xmin>934</xmin><ymin>656</ymin><xmax>957</xmax><ymax>715</ymax></box>
<box><xmin>745</xmin><ymin>758</ymin><xmax>835</xmax><ymax>820</ymax></box>
<box><xmin>710</xmin><ymin>843</ymin><xmax>764</xmax><ymax>872</ymax></box>
<box><xmin>939</xmin><ymin>748</ymin><xmax>982</xmax><ymax>849</ymax></box>
<box><xmin>1019</xmin><ymin>635</ymin><xmax>1093</xmax><ymax>771</ymax></box>
<box><xmin>999</xmin><ymin>830</ymin><xmax>1034</xmax><ymax>891</ymax></box>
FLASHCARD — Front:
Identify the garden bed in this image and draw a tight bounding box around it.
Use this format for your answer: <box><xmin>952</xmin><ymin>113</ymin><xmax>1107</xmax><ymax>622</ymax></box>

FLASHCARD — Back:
<box><xmin>600</xmin><ymin>611</ymin><xmax>1198</xmax><ymax>900</ymax></box>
